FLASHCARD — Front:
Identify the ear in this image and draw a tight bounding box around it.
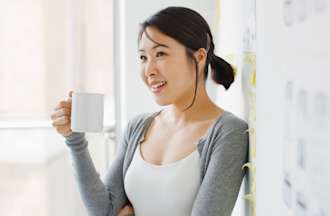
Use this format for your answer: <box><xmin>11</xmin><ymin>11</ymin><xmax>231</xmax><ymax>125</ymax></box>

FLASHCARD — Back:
<box><xmin>194</xmin><ymin>48</ymin><xmax>207</xmax><ymax>63</ymax></box>
<box><xmin>193</xmin><ymin>48</ymin><xmax>208</xmax><ymax>74</ymax></box>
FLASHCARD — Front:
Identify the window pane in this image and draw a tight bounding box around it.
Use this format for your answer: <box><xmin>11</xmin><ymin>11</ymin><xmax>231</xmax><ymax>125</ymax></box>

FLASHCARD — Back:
<box><xmin>0</xmin><ymin>0</ymin><xmax>114</xmax><ymax>122</ymax></box>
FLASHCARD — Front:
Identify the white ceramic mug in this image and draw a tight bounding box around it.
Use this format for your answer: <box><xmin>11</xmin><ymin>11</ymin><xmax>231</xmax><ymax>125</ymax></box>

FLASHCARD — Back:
<box><xmin>71</xmin><ymin>92</ymin><xmax>104</xmax><ymax>132</ymax></box>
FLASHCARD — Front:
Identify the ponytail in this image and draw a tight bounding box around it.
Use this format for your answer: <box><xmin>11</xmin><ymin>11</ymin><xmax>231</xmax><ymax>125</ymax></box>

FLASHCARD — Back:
<box><xmin>209</xmin><ymin>54</ymin><xmax>235</xmax><ymax>90</ymax></box>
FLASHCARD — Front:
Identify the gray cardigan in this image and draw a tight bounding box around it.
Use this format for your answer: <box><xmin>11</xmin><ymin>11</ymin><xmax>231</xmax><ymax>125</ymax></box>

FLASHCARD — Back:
<box><xmin>65</xmin><ymin>110</ymin><xmax>249</xmax><ymax>216</ymax></box>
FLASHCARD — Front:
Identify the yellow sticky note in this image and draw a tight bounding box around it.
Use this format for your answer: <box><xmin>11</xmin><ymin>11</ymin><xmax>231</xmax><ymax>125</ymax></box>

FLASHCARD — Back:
<box><xmin>243</xmin><ymin>53</ymin><xmax>256</xmax><ymax>87</ymax></box>
<box><xmin>250</xmin><ymin>70</ymin><xmax>256</xmax><ymax>86</ymax></box>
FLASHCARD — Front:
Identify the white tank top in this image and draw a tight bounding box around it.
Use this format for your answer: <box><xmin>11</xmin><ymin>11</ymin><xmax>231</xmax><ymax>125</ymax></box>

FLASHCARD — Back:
<box><xmin>124</xmin><ymin>143</ymin><xmax>201</xmax><ymax>216</ymax></box>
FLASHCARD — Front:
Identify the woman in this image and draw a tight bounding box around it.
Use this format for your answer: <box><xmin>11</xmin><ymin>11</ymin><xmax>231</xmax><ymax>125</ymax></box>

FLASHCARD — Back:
<box><xmin>51</xmin><ymin>6</ymin><xmax>249</xmax><ymax>216</ymax></box>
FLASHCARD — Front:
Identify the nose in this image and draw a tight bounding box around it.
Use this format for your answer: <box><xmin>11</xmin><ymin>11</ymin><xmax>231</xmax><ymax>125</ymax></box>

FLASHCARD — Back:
<box><xmin>144</xmin><ymin>58</ymin><xmax>157</xmax><ymax>77</ymax></box>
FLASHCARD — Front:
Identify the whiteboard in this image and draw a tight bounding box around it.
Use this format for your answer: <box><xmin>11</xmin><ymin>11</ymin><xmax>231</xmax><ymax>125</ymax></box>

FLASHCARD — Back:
<box><xmin>256</xmin><ymin>0</ymin><xmax>330</xmax><ymax>215</ymax></box>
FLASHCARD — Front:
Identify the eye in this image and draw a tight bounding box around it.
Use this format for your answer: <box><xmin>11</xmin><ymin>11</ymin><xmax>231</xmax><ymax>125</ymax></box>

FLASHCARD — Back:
<box><xmin>156</xmin><ymin>51</ymin><xmax>166</xmax><ymax>57</ymax></box>
<box><xmin>139</xmin><ymin>55</ymin><xmax>147</xmax><ymax>61</ymax></box>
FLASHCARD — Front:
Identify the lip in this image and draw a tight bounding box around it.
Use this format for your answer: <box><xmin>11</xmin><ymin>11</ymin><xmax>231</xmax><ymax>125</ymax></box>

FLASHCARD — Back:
<box><xmin>149</xmin><ymin>81</ymin><xmax>167</xmax><ymax>94</ymax></box>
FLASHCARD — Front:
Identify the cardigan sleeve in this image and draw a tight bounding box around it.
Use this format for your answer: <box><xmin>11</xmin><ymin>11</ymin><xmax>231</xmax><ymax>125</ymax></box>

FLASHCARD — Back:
<box><xmin>191</xmin><ymin>119</ymin><xmax>249</xmax><ymax>216</ymax></box>
<box><xmin>64</xmin><ymin>120</ymin><xmax>133</xmax><ymax>216</ymax></box>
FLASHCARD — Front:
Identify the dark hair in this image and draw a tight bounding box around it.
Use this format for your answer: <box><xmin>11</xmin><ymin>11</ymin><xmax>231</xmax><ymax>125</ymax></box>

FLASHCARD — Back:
<box><xmin>138</xmin><ymin>7</ymin><xmax>234</xmax><ymax>110</ymax></box>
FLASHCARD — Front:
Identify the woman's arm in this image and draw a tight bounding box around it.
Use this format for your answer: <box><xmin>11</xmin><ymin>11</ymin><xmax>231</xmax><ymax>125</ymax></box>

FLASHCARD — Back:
<box><xmin>191</xmin><ymin>122</ymin><xmax>249</xmax><ymax>216</ymax></box>
<box><xmin>65</xmin><ymin>122</ymin><xmax>132</xmax><ymax>216</ymax></box>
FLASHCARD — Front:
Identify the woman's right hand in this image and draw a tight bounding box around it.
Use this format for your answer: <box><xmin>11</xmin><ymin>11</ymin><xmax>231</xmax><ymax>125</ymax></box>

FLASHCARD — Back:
<box><xmin>51</xmin><ymin>90</ymin><xmax>74</xmax><ymax>137</ymax></box>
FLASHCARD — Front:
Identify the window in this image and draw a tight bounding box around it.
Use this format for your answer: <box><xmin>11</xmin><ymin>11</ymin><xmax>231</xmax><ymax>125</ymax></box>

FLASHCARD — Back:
<box><xmin>0</xmin><ymin>1</ymin><xmax>115</xmax><ymax>215</ymax></box>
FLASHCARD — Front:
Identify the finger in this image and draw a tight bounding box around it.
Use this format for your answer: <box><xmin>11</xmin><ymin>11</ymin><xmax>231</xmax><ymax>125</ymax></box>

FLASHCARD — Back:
<box><xmin>52</xmin><ymin>115</ymin><xmax>70</xmax><ymax>126</ymax></box>
<box><xmin>52</xmin><ymin>116</ymin><xmax>70</xmax><ymax>127</ymax></box>
<box><xmin>51</xmin><ymin>108</ymin><xmax>71</xmax><ymax>120</ymax></box>
<box><xmin>56</xmin><ymin>126</ymin><xmax>72</xmax><ymax>136</ymax></box>
<box><xmin>67</xmin><ymin>90</ymin><xmax>74</xmax><ymax>101</ymax></box>
<box><xmin>117</xmin><ymin>207</ymin><xmax>134</xmax><ymax>216</ymax></box>
<box><xmin>125</xmin><ymin>205</ymin><xmax>133</xmax><ymax>210</ymax></box>
<box><xmin>55</xmin><ymin>100</ymin><xmax>71</xmax><ymax>111</ymax></box>
<box><xmin>118</xmin><ymin>205</ymin><xmax>133</xmax><ymax>212</ymax></box>
<box><xmin>69</xmin><ymin>90</ymin><xmax>74</xmax><ymax>98</ymax></box>
<box><xmin>123</xmin><ymin>205</ymin><xmax>134</xmax><ymax>212</ymax></box>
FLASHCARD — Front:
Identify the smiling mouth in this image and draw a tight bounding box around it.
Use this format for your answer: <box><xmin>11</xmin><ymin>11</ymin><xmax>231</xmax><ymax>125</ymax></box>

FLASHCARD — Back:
<box><xmin>150</xmin><ymin>81</ymin><xmax>167</xmax><ymax>93</ymax></box>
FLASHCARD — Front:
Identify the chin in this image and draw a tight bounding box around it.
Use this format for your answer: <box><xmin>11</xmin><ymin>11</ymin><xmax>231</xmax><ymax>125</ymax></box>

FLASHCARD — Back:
<box><xmin>154</xmin><ymin>97</ymin><xmax>172</xmax><ymax>106</ymax></box>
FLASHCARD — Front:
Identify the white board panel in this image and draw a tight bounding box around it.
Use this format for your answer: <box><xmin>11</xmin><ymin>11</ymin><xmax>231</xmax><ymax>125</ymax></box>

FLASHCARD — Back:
<box><xmin>256</xmin><ymin>0</ymin><xmax>330</xmax><ymax>215</ymax></box>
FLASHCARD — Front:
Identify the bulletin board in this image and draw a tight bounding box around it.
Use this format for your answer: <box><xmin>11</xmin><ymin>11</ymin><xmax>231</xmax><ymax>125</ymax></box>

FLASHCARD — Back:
<box><xmin>241</xmin><ymin>0</ymin><xmax>256</xmax><ymax>215</ymax></box>
<box><xmin>215</xmin><ymin>0</ymin><xmax>257</xmax><ymax>215</ymax></box>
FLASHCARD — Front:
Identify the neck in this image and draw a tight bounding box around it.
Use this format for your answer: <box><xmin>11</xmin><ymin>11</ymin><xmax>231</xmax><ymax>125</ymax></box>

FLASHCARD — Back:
<box><xmin>162</xmin><ymin>82</ymin><xmax>222</xmax><ymax>126</ymax></box>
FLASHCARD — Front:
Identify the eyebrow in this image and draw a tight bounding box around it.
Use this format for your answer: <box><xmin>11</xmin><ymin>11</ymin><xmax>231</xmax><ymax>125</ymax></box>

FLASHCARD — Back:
<box><xmin>138</xmin><ymin>44</ymin><xmax>170</xmax><ymax>52</ymax></box>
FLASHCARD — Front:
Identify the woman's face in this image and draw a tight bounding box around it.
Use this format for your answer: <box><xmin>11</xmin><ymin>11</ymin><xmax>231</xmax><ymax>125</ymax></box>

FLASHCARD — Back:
<box><xmin>138</xmin><ymin>26</ymin><xmax>199</xmax><ymax>107</ymax></box>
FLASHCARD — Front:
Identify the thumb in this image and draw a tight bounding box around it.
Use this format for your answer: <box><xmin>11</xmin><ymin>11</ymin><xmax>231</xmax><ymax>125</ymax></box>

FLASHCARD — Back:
<box><xmin>67</xmin><ymin>90</ymin><xmax>74</xmax><ymax>101</ymax></box>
